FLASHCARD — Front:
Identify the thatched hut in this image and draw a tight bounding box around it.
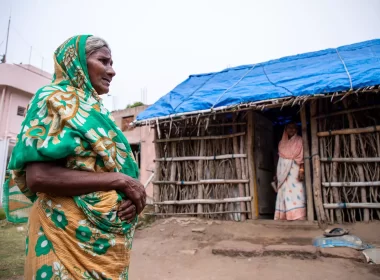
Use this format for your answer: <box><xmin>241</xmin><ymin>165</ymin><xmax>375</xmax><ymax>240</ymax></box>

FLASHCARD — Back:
<box><xmin>134</xmin><ymin>39</ymin><xmax>380</xmax><ymax>226</ymax></box>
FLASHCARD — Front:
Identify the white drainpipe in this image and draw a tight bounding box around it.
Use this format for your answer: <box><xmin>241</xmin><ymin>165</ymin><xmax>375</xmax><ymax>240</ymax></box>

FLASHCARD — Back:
<box><xmin>0</xmin><ymin>137</ymin><xmax>10</xmax><ymax>205</ymax></box>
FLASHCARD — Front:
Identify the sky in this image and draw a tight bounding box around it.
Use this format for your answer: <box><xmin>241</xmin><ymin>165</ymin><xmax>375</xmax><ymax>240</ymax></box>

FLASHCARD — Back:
<box><xmin>1</xmin><ymin>0</ymin><xmax>380</xmax><ymax>111</ymax></box>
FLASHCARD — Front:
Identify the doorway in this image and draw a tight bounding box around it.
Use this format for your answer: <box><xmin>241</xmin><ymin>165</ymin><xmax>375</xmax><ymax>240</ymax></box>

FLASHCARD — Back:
<box><xmin>252</xmin><ymin>106</ymin><xmax>304</xmax><ymax>219</ymax></box>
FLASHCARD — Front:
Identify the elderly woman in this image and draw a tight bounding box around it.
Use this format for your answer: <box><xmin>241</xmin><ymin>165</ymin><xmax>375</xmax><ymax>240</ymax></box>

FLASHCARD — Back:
<box><xmin>274</xmin><ymin>121</ymin><xmax>306</xmax><ymax>221</ymax></box>
<box><xmin>4</xmin><ymin>35</ymin><xmax>146</xmax><ymax>279</ymax></box>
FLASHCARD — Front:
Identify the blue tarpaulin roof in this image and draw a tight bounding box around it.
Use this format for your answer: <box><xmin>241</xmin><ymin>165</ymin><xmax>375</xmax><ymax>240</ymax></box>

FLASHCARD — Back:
<box><xmin>136</xmin><ymin>39</ymin><xmax>380</xmax><ymax>122</ymax></box>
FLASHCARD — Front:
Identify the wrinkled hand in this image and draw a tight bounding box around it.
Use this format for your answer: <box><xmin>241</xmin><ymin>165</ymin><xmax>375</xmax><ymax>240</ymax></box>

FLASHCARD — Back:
<box><xmin>118</xmin><ymin>199</ymin><xmax>137</xmax><ymax>222</ymax></box>
<box><xmin>118</xmin><ymin>175</ymin><xmax>146</xmax><ymax>215</ymax></box>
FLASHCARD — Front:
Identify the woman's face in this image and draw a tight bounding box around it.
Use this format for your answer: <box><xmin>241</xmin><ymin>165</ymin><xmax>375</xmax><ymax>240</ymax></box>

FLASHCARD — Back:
<box><xmin>286</xmin><ymin>123</ymin><xmax>297</xmax><ymax>137</ymax></box>
<box><xmin>87</xmin><ymin>47</ymin><xmax>116</xmax><ymax>95</ymax></box>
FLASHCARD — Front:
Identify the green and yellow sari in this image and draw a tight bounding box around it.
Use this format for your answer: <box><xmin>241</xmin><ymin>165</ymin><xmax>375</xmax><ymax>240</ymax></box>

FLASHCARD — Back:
<box><xmin>3</xmin><ymin>35</ymin><xmax>139</xmax><ymax>280</ymax></box>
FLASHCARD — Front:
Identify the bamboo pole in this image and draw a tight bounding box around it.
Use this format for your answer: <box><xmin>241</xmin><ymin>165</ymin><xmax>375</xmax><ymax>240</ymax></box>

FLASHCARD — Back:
<box><xmin>153</xmin><ymin>128</ymin><xmax>161</xmax><ymax>213</ymax></box>
<box><xmin>310</xmin><ymin>101</ymin><xmax>327</xmax><ymax>226</ymax></box>
<box><xmin>247</xmin><ymin>110</ymin><xmax>258</xmax><ymax>219</ymax></box>
<box><xmin>154</xmin><ymin>154</ymin><xmax>247</xmax><ymax>162</ymax></box>
<box><xmin>314</xmin><ymin>104</ymin><xmax>380</xmax><ymax>119</ymax></box>
<box><xmin>197</xmin><ymin>130</ymin><xmax>205</xmax><ymax>215</ymax></box>
<box><xmin>154</xmin><ymin>132</ymin><xmax>246</xmax><ymax>143</ymax></box>
<box><xmin>153</xmin><ymin>179</ymin><xmax>250</xmax><ymax>185</ymax></box>
<box><xmin>317</xmin><ymin>126</ymin><xmax>380</xmax><ymax>137</ymax></box>
<box><xmin>332</xmin><ymin>135</ymin><xmax>343</xmax><ymax>224</ymax></box>
<box><xmin>318</xmin><ymin>102</ymin><xmax>331</xmax><ymax>223</ymax></box>
<box><xmin>322</xmin><ymin>181</ymin><xmax>380</xmax><ymax>187</ymax></box>
<box><xmin>343</xmin><ymin>100</ymin><xmax>369</xmax><ymax>222</ymax></box>
<box><xmin>241</xmin><ymin>136</ymin><xmax>251</xmax><ymax>219</ymax></box>
<box><xmin>324</xmin><ymin>203</ymin><xmax>380</xmax><ymax>209</ymax></box>
<box><xmin>176</xmin><ymin>122</ymin><xmax>247</xmax><ymax>128</ymax></box>
<box><xmin>169</xmin><ymin>143</ymin><xmax>177</xmax><ymax>214</ymax></box>
<box><xmin>233</xmin><ymin>126</ymin><xmax>246</xmax><ymax>221</ymax></box>
<box><xmin>146</xmin><ymin>210</ymin><xmax>251</xmax><ymax>216</ymax></box>
<box><xmin>155</xmin><ymin>196</ymin><xmax>252</xmax><ymax>205</ymax></box>
<box><xmin>300</xmin><ymin>105</ymin><xmax>314</xmax><ymax>221</ymax></box>
<box><xmin>320</xmin><ymin>157</ymin><xmax>380</xmax><ymax>162</ymax></box>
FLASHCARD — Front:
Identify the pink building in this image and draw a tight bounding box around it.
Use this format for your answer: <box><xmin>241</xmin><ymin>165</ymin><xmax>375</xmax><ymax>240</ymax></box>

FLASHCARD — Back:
<box><xmin>0</xmin><ymin>63</ymin><xmax>51</xmax><ymax>203</ymax></box>
<box><xmin>112</xmin><ymin>106</ymin><xmax>155</xmax><ymax>200</ymax></box>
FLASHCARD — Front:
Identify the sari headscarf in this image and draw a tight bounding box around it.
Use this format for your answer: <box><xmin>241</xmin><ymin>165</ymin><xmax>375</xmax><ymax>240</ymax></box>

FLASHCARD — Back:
<box><xmin>278</xmin><ymin>129</ymin><xmax>304</xmax><ymax>165</ymax></box>
<box><xmin>276</xmin><ymin>128</ymin><xmax>303</xmax><ymax>190</ymax></box>
<box><xmin>3</xmin><ymin>35</ymin><xmax>139</xmax><ymax>279</ymax></box>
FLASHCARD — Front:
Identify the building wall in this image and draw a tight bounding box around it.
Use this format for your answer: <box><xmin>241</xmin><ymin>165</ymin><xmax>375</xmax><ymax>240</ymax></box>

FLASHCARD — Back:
<box><xmin>0</xmin><ymin>88</ymin><xmax>33</xmax><ymax>138</ymax></box>
<box><xmin>0</xmin><ymin>64</ymin><xmax>51</xmax><ymax>204</ymax></box>
<box><xmin>112</xmin><ymin>106</ymin><xmax>155</xmax><ymax>199</ymax></box>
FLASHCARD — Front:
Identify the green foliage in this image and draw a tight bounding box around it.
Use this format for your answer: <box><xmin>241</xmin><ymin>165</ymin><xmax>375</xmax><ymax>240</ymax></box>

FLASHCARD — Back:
<box><xmin>126</xmin><ymin>102</ymin><xmax>145</xmax><ymax>109</ymax></box>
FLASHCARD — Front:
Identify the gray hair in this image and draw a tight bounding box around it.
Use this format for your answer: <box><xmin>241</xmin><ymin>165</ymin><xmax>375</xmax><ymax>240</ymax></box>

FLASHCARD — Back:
<box><xmin>85</xmin><ymin>36</ymin><xmax>110</xmax><ymax>57</ymax></box>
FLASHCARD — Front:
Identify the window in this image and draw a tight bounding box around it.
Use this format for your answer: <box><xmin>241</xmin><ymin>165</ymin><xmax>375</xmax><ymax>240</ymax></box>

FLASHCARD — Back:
<box><xmin>17</xmin><ymin>106</ymin><xmax>26</xmax><ymax>116</ymax></box>
<box><xmin>122</xmin><ymin>116</ymin><xmax>134</xmax><ymax>131</ymax></box>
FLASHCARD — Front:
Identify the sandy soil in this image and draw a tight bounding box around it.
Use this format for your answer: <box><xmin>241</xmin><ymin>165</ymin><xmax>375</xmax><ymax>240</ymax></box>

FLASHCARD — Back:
<box><xmin>2</xmin><ymin>218</ymin><xmax>380</xmax><ymax>279</ymax></box>
<box><xmin>129</xmin><ymin>218</ymin><xmax>380</xmax><ymax>280</ymax></box>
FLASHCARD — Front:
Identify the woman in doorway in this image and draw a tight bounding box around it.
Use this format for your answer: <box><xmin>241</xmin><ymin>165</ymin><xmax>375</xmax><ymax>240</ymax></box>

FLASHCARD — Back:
<box><xmin>274</xmin><ymin>121</ymin><xmax>306</xmax><ymax>220</ymax></box>
<box><xmin>4</xmin><ymin>35</ymin><xmax>146</xmax><ymax>279</ymax></box>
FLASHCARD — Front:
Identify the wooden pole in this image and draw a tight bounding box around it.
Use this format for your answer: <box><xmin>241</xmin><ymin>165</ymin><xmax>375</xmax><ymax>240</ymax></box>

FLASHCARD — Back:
<box><xmin>154</xmin><ymin>132</ymin><xmax>246</xmax><ymax>142</ymax></box>
<box><xmin>155</xmin><ymin>196</ymin><xmax>252</xmax><ymax>205</ymax></box>
<box><xmin>300</xmin><ymin>105</ymin><xmax>314</xmax><ymax>221</ymax></box>
<box><xmin>241</xmin><ymin>136</ymin><xmax>252</xmax><ymax>219</ymax></box>
<box><xmin>320</xmin><ymin>157</ymin><xmax>380</xmax><ymax>162</ymax></box>
<box><xmin>343</xmin><ymin>100</ymin><xmax>369</xmax><ymax>222</ymax></box>
<box><xmin>310</xmin><ymin>101</ymin><xmax>327</xmax><ymax>226</ymax></box>
<box><xmin>317</xmin><ymin>125</ymin><xmax>380</xmax><ymax>137</ymax></box>
<box><xmin>153</xmin><ymin>179</ymin><xmax>250</xmax><ymax>185</ymax></box>
<box><xmin>247</xmin><ymin>110</ymin><xmax>259</xmax><ymax>219</ymax></box>
<box><xmin>332</xmin><ymin>135</ymin><xmax>343</xmax><ymax>224</ymax></box>
<box><xmin>153</xmin><ymin>127</ymin><xmax>161</xmax><ymax>213</ymax></box>
<box><xmin>197</xmin><ymin>130</ymin><xmax>205</xmax><ymax>215</ymax></box>
<box><xmin>169</xmin><ymin>143</ymin><xmax>177</xmax><ymax>214</ymax></box>
<box><xmin>146</xmin><ymin>210</ymin><xmax>251</xmax><ymax>216</ymax></box>
<box><xmin>322</xmin><ymin>181</ymin><xmax>380</xmax><ymax>187</ymax></box>
<box><xmin>154</xmin><ymin>154</ymin><xmax>246</xmax><ymax>162</ymax></box>
<box><xmin>233</xmin><ymin>126</ymin><xmax>246</xmax><ymax>221</ymax></box>
<box><xmin>324</xmin><ymin>203</ymin><xmax>380</xmax><ymax>209</ymax></box>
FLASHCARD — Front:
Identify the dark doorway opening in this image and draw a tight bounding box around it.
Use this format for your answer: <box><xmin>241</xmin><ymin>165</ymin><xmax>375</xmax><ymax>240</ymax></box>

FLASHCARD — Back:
<box><xmin>253</xmin><ymin>105</ymin><xmax>306</xmax><ymax>219</ymax></box>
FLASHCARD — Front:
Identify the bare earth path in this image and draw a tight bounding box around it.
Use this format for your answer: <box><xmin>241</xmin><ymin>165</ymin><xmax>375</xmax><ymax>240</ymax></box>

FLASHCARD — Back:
<box><xmin>2</xmin><ymin>218</ymin><xmax>380</xmax><ymax>279</ymax></box>
<box><xmin>129</xmin><ymin>218</ymin><xmax>380</xmax><ymax>280</ymax></box>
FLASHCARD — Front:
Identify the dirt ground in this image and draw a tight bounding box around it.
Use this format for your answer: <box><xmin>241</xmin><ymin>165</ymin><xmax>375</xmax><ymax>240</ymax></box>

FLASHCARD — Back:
<box><xmin>1</xmin><ymin>218</ymin><xmax>380</xmax><ymax>280</ymax></box>
<box><xmin>129</xmin><ymin>218</ymin><xmax>380</xmax><ymax>280</ymax></box>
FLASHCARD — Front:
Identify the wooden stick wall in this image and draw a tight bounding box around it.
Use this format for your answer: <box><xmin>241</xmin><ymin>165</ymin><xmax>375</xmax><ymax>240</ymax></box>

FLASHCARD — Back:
<box><xmin>152</xmin><ymin>112</ymin><xmax>252</xmax><ymax>220</ymax></box>
<box><xmin>312</xmin><ymin>92</ymin><xmax>380</xmax><ymax>224</ymax></box>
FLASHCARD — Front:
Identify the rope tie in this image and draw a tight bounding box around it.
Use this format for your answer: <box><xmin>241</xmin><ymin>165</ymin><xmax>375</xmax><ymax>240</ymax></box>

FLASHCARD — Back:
<box><xmin>339</xmin><ymin>202</ymin><xmax>347</xmax><ymax>209</ymax></box>
<box><xmin>335</xmin><ymin>49</ymin><xmax>353</xmax><ymax>91</ymax></box>
<box><xmin>211</xmin><ymin>64</ymin><xmax>256</xmax><ymax>109</ymax></box>
<box><xmin>304</xmin><ymin>153</ymin><xmax>319</xmax><ymax>160</ymax></box>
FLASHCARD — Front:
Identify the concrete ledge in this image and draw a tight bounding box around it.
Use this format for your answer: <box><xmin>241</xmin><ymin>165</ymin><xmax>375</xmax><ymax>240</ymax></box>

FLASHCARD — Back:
<box><xmin>318</xmin><ymin>247</ymin><xmax>366</xmax><ymax>262</ymax></box>
<box><xmin>212</xmin><ymin>241</ymin><xmax>264</xmax><ymax>257</ymax></box>
<box><xmin>264</xmin><ymin>245</ymin><xmax>317</xmax><ymax>259</ymax></box>
<box><xmin>212</xmin><ymin>241</ymin><xmax>365</xmax><ymax>262</ymax></box>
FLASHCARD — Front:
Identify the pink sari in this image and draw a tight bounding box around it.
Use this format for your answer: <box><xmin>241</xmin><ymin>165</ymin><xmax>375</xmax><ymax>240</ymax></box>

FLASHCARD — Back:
<box><xmin>274</xmin><ymin>130</ymin><xmax>306</xmax><ymax>220</ymax></box>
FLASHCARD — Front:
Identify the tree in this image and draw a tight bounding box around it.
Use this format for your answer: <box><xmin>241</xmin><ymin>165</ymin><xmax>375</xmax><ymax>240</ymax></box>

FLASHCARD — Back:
<box><xmin>126</xmin><ymin>101</ymin><xmax>145</xmax><ymax>109</ymax></box>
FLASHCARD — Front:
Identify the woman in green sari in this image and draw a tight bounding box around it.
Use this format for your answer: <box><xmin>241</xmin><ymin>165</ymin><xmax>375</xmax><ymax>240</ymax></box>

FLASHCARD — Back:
<box><xmin>4</xmin><ymin>35</ymin><xmax>146</xmax><ymax>279</ymax></box>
